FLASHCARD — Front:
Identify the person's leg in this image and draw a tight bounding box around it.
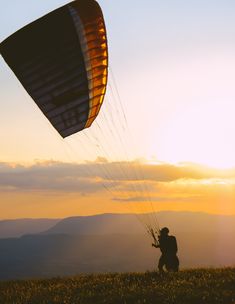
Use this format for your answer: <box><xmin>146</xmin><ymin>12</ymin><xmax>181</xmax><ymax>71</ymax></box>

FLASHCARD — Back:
<box><xmin>166</xmin><ymin>255</ymin><xmax>179</xmax><ymax>272</ymax></box>
<box><xmin>174</xmin><ymin>256</ymin><xmax>179</xmax><ymax>272</ymax></box>
<box><xmin>158</xmin><ymin>255</ymin><xmax>165</xmax><ymax>272</ymax></box>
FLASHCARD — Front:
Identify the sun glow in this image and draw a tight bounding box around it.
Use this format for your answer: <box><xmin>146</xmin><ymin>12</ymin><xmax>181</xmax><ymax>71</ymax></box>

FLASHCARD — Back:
<box><xmin>153</xmin><ymin>99</ymin><xmax>235</xmax><ymax>170</ymax></box>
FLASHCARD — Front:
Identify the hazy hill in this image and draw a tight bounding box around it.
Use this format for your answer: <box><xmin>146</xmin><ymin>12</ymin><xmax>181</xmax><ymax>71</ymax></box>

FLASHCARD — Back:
<box><xmin>0</xmin><ymin>218</ymin><xmax>59</xmax><ymax>238</ymax></box>
<box><xmin>43</xmin><ymin>213</ymin><xmax>145</xmax><ymax>235</ymax></box>
<box><xmin>42</xmin><ymin>211</ymin><xmax>235</xmax><ymax>238</ymax></box>
<box><xmin>35</xmin><ymin>211</ymin><xmax>235</xmax><ymax>269</ymax></box>
<box><xmin>0</xmin><ymin>212</ymin><xmax>234</xmax><ymax>280</ymax></box>
<box><xmin>0</xmin><ymin>234</ymin><xmax>153</xmax><ymax>280</ymax></box>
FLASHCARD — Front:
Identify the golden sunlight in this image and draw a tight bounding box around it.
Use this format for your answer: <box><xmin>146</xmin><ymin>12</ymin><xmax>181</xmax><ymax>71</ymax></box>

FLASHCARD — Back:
<box><xmin>154</xmin><ymin>100</ymin><xmax>235</xmax><ymax>169</ymax></box>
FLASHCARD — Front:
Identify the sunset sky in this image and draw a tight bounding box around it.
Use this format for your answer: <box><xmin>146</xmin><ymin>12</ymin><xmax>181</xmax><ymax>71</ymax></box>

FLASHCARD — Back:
<box><xmin>1</xmin><ymin>0</ymin><xmax>235</xmax><ymax>220</ymax></box>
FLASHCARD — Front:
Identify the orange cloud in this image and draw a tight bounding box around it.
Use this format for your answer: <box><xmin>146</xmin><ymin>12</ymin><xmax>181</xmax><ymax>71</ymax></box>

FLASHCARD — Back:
<box><xmin>0</xmin><ymin>160</ymin><xmax>235</xmax><ymax>219</ymax></box>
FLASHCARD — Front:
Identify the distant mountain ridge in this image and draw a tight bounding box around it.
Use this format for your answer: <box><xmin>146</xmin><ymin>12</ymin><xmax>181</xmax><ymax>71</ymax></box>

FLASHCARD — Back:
<box><xmin>0</xmin><ymin>218</ymin><xmax>59</xmax><ymax>238</ymax></box>
<box><xmin>1</xmin><ymin>211</ymin><xmax>235</xmax><ymax>238</ymax></box>
<box><xmin>43</xmin><ymin>213</ymin><xmax>145</xmax><ymax>235</ymax></box>
<box><xmin>0</xmin><ymin>212</ymin><xmax>234</xmax><ymax>280</ymax></box>
<box><xmin>42</xmin><ymin>211</ymin><xmax>235</xmax><ymax>237</ymax></box>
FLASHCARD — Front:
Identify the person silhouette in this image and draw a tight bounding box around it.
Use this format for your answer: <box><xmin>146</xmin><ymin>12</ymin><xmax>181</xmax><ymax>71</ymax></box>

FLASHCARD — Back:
<box><xmin>152</xmin><ymin>227</ymin><xmax>179</xmax><ymax>272</ymax></box>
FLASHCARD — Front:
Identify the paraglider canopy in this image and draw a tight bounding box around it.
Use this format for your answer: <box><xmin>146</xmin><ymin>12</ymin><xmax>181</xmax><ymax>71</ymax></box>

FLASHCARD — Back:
<box><xmin>0</xmin><ymin>0</ymin><xmax>108</xmax><ymax>138</ymax></box>
<box><xmin>0</xmin><ymin>1</ymin><xmax>161</xmax><ymax>241</ymax></box>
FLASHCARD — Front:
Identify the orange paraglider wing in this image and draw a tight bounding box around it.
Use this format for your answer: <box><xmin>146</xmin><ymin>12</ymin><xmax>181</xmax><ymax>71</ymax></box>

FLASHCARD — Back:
<box><xmin>0</xmin><ymin>0</ymin><xmax>108</xmax><ymax>137</ymax></box>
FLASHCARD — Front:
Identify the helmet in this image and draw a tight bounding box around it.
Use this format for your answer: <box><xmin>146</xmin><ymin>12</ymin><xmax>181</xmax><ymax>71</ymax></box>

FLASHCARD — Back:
<box><xmin>160</xmin><ymin>227</ymin><xmax>169</xmax><ymax>234</ymax></box>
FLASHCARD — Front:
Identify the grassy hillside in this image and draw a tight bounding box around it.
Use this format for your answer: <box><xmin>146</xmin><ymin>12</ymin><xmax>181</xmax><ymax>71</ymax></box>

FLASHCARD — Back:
<box><xmin>0</xmin><ymin>268</ymin><xmax>235</xmax><ymax>304</ymax></box>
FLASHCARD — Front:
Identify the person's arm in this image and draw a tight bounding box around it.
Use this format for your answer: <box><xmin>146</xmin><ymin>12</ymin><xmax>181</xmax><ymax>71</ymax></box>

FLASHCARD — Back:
<box><xmin>175</xmin><ymin>238</ymin><xmax>178</xmax><ymax>253</ymax></box>
<box><xmin>172</xmin><ymin>236</ymin><xmax>178</xmax><ymax>253</ymax></box>
<box><xmin>149</xmin><ymin>228</ymin><xmax>158</xmax><ymax>247</ymax></box>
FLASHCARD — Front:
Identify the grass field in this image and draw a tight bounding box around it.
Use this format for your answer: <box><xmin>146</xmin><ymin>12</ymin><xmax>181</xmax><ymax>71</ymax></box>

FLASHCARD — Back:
<box><xmin>0</xmin><ymin>268</ymin><xmax>234</xmax><ymax>304</ymax></box>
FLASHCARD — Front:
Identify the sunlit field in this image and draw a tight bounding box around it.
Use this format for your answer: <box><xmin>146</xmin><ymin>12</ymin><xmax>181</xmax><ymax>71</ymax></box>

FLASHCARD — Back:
<box><xmin>0</xmin><ymin>268</ymin><xmax>234</xmax><ymax>304</ymax></box>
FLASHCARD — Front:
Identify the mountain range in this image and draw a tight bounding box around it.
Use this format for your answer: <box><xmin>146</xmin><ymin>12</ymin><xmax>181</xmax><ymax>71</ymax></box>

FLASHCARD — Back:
<box><xmin>0</xmin><ymin>218</ymin><xmax>59</xmax><ymax>238</ymax></box>
<box><xmin>0</xmin><ymin>212</ymin><xmax>234</xmax><ymax>280</ymax></box>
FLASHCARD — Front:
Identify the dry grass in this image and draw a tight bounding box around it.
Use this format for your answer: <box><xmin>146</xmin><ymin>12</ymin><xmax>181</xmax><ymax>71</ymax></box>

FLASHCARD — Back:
<box><xmin>0</xmin><ymin>268</ymin><xmax>235</xmax><ymax>304</ymax></box>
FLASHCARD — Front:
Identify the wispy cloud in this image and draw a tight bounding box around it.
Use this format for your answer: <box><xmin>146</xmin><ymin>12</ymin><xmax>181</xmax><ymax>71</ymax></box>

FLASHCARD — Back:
<box><xmin>112</xmin><ymin>195</ymin><xmax>199</xmax><ymax>202</ymax></box>
<box><xmin>0</xmin><ymin>160</ymin><xmax>235</xmax><ymax>195</ymax></box>
<box><xmin>0</xmin><ymin>160</ymin><xmax>235</xmax><ymax>218</ymax></box>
